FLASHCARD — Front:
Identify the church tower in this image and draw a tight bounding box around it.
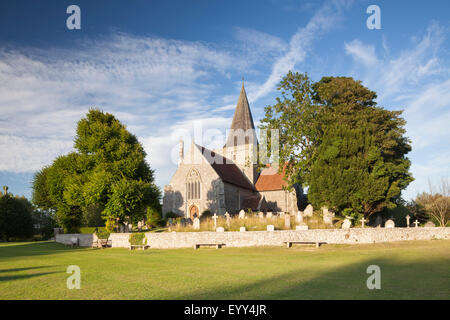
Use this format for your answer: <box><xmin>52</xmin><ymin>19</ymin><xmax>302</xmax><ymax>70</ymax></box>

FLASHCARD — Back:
<box><xmin>217</xmin><ymin>81</ymin><xmax>259</xmax><ymax>185</ymax></box>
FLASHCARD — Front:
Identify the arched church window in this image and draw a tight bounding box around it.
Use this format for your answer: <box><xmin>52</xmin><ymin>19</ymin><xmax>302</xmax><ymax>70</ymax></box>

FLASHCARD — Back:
<box><xmin>186</xmin><ymin>169</ymin><xmax>201</xmax><ymax>200</ymax></box>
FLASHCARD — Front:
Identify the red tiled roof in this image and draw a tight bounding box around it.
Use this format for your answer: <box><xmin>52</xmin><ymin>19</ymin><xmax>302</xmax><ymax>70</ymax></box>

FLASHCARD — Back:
<box><xmin>255</xmin><ymin>165</ymin><xmax>288</xmax><ymax>191</ymax></box>
<box><xmin>196</xmin><ymin>145</ymin><xmax>255</xmax><ymax>191</ymax></box>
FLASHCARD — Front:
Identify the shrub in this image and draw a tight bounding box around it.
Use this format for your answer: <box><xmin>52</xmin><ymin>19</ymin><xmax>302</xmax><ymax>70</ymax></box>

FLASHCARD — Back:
<box><xmin>129</xmin><ymin>232</ymin><xmax>146</xmax><ymax>245</ymax></box>
<box><xmin>146</xmin><ymin>206</ymin><xmax>162</xmax><ymax>228</ymax></box>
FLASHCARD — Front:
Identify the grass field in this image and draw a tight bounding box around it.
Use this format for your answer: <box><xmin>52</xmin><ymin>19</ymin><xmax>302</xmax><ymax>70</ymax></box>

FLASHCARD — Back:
<box><xmin>0</xmin><ymin>240</ymin><xmax>449</xmax><ymax>299</ymax></box>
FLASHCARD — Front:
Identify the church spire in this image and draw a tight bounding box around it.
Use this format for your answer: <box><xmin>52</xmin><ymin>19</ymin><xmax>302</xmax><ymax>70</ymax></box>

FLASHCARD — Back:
<box><xmin>225</xmin><ymin>80</ymin><xmax>257</xmax><ymax>147</ymax></box>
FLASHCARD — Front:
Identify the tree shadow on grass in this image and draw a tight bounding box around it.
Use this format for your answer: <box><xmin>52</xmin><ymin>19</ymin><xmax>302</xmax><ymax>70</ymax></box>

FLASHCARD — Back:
<box><xmin>0</xmin><ymin>271</ymin><xmax>62</xmax><ymax>282</ymax></box>
<box><xmin>0</xmin><ymin>266</ymin><xmax>58</xmax><ymax>274</ymax></box>
<box><xmin>0</xmin><ymin>241</ymin><xmax>91</xmax><ymax>259</ymax></box>
<box><xmin>173</xmin><ymin>256</ymin><xmax>450</xmax><ymax>300</ymax></box>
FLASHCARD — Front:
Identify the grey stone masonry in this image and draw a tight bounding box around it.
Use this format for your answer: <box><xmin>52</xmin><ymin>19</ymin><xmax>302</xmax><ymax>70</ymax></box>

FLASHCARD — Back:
<box><xmin>56</xmin><ymin>228</ymin><xmax>450</xmax><ymax>249</ymax></box>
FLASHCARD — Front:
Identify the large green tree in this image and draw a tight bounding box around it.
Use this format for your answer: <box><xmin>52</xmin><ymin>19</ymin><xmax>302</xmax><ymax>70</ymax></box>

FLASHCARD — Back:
<box><xmin>261</xmin><ymin>73</ymin><xmax>413</xmax><ymax>218</ymax></box>
<box><xmin>32</xmin><ymin>109</ymin><xmax>161</xmax><ymax>232</ymax></box>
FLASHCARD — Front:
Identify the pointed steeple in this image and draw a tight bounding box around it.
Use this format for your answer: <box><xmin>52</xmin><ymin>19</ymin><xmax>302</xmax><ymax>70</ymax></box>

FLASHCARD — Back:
<box><xmin>225</xmin><ymin>80</ymin><xmax>257</xmax><ymax>147</ymax></box>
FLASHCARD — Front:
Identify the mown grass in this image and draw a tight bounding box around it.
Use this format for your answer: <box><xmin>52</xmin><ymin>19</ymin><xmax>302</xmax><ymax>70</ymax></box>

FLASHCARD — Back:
<box><xmin>0</xmin><ymin>240</ymin><xmax>449</xmax><ymax>300</ymax></box>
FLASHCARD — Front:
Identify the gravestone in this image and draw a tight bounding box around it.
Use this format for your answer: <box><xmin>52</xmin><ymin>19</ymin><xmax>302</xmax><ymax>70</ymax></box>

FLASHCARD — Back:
<box><xmin>406</xmin><ymin>215</ymin><xmax>411</xmax><ymax>228</ymax></box>
<box><xmin>266</xmin><ymin>212</ymin><xmax>273</xmax><ymax>219</ymax></box>
<box><xmin>284</xmin><ymin>214</ymin><xmax>291</xmax><ymax>228</ymax></box>
<box><xmin>295</xmin><ymin>211</ymin><xmax>303</xmax><ymax>224</ymax></box>
<box><xmin>322</xmin><ymin>207</ymin><xmax>334</xmax><ymax>225</ymax></box>
<box><xmin>424</xmin><ymin>221</ymin><xmax>436</xmax><ymax>228</ymax></box>
<box><xmin>119</xmin><ymin>225</ymin><xmax>125</xmax><ymax>233</ymax></box>
<box><xmin>193</xmin><ymin>217</ymin><xmax>200</xmax><ymax>230</ymax></box>
<box><xmin>375</xmin><ymin>214</ymin><xmax>383</xmax><ymax>227</ymax></box>
<box><xmin>239</xmin><ymin>209</ymin><xmax>245</xmax><ymax>219</ymax></box>
<box><xmin>413</xmin><ymin>220</ymin><xmax>419</xmax><ymax>228</ymax></box>
<box><xmin>267</xmin><ymin>225</ymin><xmax>275</xmax><ymax>232</ymax></box>
<box><xmin>240</xmin><ymin>227</ymin><xmax>246</xmax><ymax>232</ymax></box>
<box><xmin>212</xmin><ymin>213</ymin><xmax>218</xmax><ymax>229</ymax></box>
<box><xmin>296</xmin><ymin>224</ymin><xmax>308</xmax><ymax>230</ymax></box>
<box><xmin>216</xmin><ymin>227</ymin><xmax>224</xmax><ymax>232</ymax></box>
<box><xmin>342</xmin><ymin>218</ymin><xmax>352</xmax><ymax>229</ymax></box>
<box><xmin>258</xmin><ymin>212</ymin><xmax>264</xmax><ymax>219</ymax></box>
<box><xmin>360</xmin><ymin>217</ymin><xmax>367</xmax><ymax>228</ymax></box>
<box><xmin>304</xmin><ymin>204</ymin><xmax>313</xmax><ymax>217</ymax></box>
<box><xmin>385</xmin><ymin>219</ymin><xmax>395</xmax><ymax>228</ymax></box>
<box><xmin>224</xmin><ymin>212</ymin><xmax>231</xmax><ymax>227</ymax></box>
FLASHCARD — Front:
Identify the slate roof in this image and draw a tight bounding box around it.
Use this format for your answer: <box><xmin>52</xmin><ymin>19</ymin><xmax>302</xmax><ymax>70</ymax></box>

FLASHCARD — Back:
<box><xmin>196</xmin><ymin>144</ymin><xmax>255</xmax><ymax>191</ymax></box>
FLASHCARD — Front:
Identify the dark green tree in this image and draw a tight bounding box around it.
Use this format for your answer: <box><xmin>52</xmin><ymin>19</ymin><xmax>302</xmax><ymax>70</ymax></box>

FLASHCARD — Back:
<box><xmin>0</xmin><ymin>188</ymin><xmax>34</xmax><ymax>241</ymax></box>
<box><xmin>32</xmin><ymin>109</ymin><xmax>161</xmax><ymax>232</ymax></box>
<box><xmin>261</xmin><ymin>73</ymin><xmax>413</xmax><ymax>218</ymax></box>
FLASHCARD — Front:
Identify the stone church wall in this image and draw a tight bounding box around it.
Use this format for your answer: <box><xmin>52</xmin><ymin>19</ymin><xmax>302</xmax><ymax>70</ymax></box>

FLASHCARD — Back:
<box><xmin>259</xmin><ymin>189</ymin><xmax>297</xmax><ymax>213</ymax></box>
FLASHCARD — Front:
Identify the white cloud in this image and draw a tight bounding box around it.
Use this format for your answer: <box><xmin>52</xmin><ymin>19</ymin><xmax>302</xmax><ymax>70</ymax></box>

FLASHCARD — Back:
<box><xmin>251</xmin><ymin>0</ymin><xmax>350</xmax><ymax>101</ymax></box>
<box><xmin>345</xmin><ymin>39</ymin><xmax>379</xmax><ymax>66</ymax></box>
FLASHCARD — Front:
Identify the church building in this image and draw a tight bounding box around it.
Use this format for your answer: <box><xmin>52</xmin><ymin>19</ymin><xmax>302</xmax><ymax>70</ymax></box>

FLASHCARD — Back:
<box><xmin>162</xmin><ymin>82</ymin><xmax>299</xmax><ymax>219</ymax></box>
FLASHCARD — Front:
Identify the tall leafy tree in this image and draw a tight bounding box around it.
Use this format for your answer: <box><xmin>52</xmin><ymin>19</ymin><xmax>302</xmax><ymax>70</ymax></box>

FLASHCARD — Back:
<box><xmin>32</xmin><ymin>109</ymin><xmax>161</xmax><ymax>232</ymax></box>
<box><xmin>261</xmin><ymin>73</ymin><xmax>413</xmax><ymax>218</ymax></box>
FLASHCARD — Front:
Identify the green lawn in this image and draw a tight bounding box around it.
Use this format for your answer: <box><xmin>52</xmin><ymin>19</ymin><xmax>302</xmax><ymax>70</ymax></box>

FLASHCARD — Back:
<box><xmin>0</xmin><ymin>240</ymin><xmax>449</xmax><ymax>299</ymax></box>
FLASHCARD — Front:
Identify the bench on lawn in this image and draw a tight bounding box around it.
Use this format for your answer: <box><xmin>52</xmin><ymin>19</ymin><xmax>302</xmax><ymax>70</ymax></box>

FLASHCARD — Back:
<box><xmin>129</xmin><ymin>244</ymin><xmax>150</xmax><ymax>250</ymax></box>
<box><xmin>194</xmin><ymin>243</ymin><xmax>225</xmax><ymax>250</ymax></box>
<box><xmin>66</xmin><ymin>237</ymin><xmax>79</xmax><ymax>247</ymax></box>
<box><xmin>93</xmin><ymin>239</ymin><xmax>112</xmax><ymax>249</ymax></box>
<box><xmin>284</xmin><ymin>241</ymin><xmax>327</xmax><ymax>248</ymax></box>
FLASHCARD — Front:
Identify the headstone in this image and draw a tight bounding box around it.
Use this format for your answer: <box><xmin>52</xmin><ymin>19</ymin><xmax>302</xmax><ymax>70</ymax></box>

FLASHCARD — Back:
<box><xmin>304</xmin><ymin>204</ymin><xmax>313</xmax><ymax>217</ymax></box>
<box><xmin>375</xmin><ymin>214</ymin><xmax>383</xmax><ymax>227</ymax></box>
<box><xmin>284</xmin><ymin>214</ymin><xmax>291</xmax><ymax>228</ymax></box>
<box><xmin>240</xmin><ymin>227</ymin><xmax>246</xmax><ymax>232</ymax></box>
<box><xmin>224</xmin><ymin>212</ymin><xmax>231</xmax><ymax>227</ymax></box>
<box><xmin>360</xmin><ymin>217</ymin><xmax>367</xmax><ymax>228</ymax></box>
<box><xmin>295</xmin><ymin>211</ymin><xmax>303</xmax><ymax>224</ymax></box>
<box><xmin>267</xmin><ymin>225</ymin><xmax>275</xmax><ymax>232</ymax></box>
<box><xmin>216</xmin><ymin>227</ymin><xmax>224</xmax><ymax>232</ymax></box>
<box><xmin>413</xmin><ymin>220</ymin><xmax>419</xmax><ymax>228</ymax></box>
<box><xmin>238</xmin><ymin>209</ymin><xmax>245</xmax><ymax>219</ymax></box>
<box><xmin>266</xmin><ymin>212</ymin><xmax>273</xmax><ymax>219</ymax></box>
<box><xmin>296</xmin><ymin>224</ymin><xmax>309</xmax><ymax>230</ymax></box>
<box><xmin>119</xmin><ymin>225</ymin><xmax>125</xmax><ymax>233</ymax></box>
<box><xmin>342</xmin><ymin>218</ymin><xmax>352</xmax><ymax>229</ymax></box>
<box><xmin>406</xmin><ymin>215</ymin><xmax>411</xmax><ymax>228</ymax></box>
<box><xmin>168</xmin><ymin>218</ymin><xmax>173</xmax><ymax>226</ymax></box>
<box><xmin>212</xmin><ymin>213</ymin><xmax>218</xmax><ymax>229</ymax></box>
<box><xmin>193</xmin><ymin>217</ymin><xmax>200</xmax><ymax>230</ymax></box>
<box><xmin>385</xmin><ymin>219</ymin><xmax>395</xmax><ymax>228</ymax></box>
<box><xmin>258</xmin><ymin>212</ymin><xmax>264</xmax><ymax>219</ymax></box>
<box><xmin>322</xmin><ymin>207</ymin><xmax>334</xmax><ymax>225</ymax></box>
<box><xmin>424</xmin><ymin>221</ymin><xmax>436</xmax><ymax>228</ymax></box>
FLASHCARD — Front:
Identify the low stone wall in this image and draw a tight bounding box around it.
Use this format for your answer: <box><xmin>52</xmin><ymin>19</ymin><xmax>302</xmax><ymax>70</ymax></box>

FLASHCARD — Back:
<box><xmin>55</xmin><ymin>233</ymin><xmax>97</xmax><ymax>247</ymax></box>
<box><xmin>146</xmin><ymin>227</ymin><xmax>450</xmax><ymax>248</ymax></box>
<box><xmin>55</xmin><ymin>227</ymin><xmax>450</xmax><ymax>249</ymax></box>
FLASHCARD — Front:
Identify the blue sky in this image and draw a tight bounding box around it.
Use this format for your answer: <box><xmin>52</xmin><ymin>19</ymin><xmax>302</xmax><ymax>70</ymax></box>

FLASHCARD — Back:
<box><xmin>0</xmin><ymin>0</ymin><xmax>449</xmax><ymax>201</ymax></box>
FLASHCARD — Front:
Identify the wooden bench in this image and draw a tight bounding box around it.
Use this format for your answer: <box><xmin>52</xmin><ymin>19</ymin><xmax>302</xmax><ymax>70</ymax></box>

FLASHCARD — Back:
<box><xmin>65</xmin><ymin>237</ymin><xmax>79</xmax><ymax>247</ymax></box>
<box><xmin>194</xmin><ymin>243</ymin><xmax>225</xmax><ymax>250</ymax></box>
<box><xmin>129</xmin><ymin>244</ymin><xmax>150</xmax><ymax>250</ymax></box>
<box><xmin>93</xmin><ymin>239</ymin><xmax>112</xmax><ymax>249</ymax></box>
<box><xmin>284</xmin><ymin>241</ymin><xmax>327</xmax><ymax>248</ymax></box>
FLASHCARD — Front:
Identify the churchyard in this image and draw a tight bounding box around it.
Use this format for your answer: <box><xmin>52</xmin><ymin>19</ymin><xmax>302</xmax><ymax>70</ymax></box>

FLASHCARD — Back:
<box><xmin>0</xmin><ymin>239</ymin><xmax>449</xmax><ymax>299</ymax></box>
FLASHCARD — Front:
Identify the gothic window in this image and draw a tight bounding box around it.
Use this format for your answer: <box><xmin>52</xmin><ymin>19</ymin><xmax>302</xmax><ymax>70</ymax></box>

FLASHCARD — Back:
<box><xmin>186</xmin><ymin>169</ymin><xmax>201</xmax><ymax>200</ymax></box>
